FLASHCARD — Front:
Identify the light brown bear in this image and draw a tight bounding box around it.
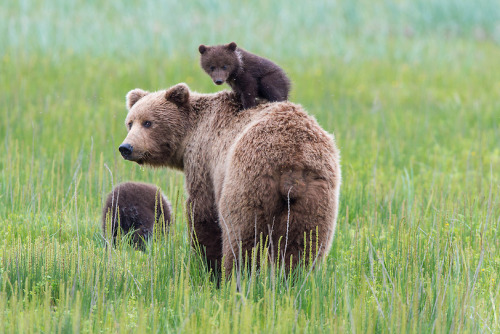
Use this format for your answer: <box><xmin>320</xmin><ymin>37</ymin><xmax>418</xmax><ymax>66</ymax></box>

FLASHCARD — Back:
<box><xmin>118</xmin><ymin>83</ymin><xmax>341</xmax><ymax>275</ymax></box>
<box><xmin>102</xmin><ymin>182</ymin><xmax>172</xmax><ymax>249</ymax></box>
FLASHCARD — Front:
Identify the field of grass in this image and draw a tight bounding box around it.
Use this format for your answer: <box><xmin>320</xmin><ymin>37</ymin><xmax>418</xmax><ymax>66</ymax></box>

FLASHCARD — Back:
<box><xmin>1</xmin><ymin>0</ymin><xmax>500</xmax><ymax>332</ymax></box>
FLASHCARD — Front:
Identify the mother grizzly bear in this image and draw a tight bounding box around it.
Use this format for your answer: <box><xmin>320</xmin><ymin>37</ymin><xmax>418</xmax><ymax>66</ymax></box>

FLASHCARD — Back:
<box><xmin>119</xmin><ymin>83</ymin><xmax>341</xmax><ymax>275</ymax></box>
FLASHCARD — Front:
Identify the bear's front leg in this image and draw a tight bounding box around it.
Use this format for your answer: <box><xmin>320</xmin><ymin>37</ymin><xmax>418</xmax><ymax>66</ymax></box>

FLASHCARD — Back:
<box><xmin>186</xmin><ymin>197</ymin><xmax>223</xmax><ymax>273</ymax></box>
<box><xmin>233</xmin><ymin>74</ymin><xmax>258</xmax><ymax>109</ymax></box>
<box><xmin>240</xmin><ymin>91</ymin><xmax>258</xmax><ymax>109</ymax></box>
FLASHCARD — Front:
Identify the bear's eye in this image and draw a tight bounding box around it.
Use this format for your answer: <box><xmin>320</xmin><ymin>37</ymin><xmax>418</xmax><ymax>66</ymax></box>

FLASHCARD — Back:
<box><xmin>143</xmin><ymin>121</ymin><xmax>152</xmax><ymax>128</ymax></box>
<box><xmin>128</xmin><ymin>122</ymin><xmax>133</xmax><ymax>129</ymax></box>
<box><xmin>222</xmin><ymin>65</ymin><xmax>227</xmax><ymax>70</ymax></box>
<box><xmin>210</xmin><ymin>66</ymin><xmax>215</xmax><ymax>71</ymax></box>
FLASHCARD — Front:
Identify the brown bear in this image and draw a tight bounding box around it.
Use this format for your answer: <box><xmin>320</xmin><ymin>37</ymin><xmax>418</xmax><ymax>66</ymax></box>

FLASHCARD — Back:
<box><xmin>118</xmin><ymin>84</ymin><xmax>341</xmax><ymax>275</ymax></box>
<box><xmin>102</xmin><ymin>182</ymin><xmax>172</xmax><ymax>249</ymax></box>
<box><xmin>198</xmin><ymin>42</ymin><xmax>291</xmax><ymax>110</ymax></box>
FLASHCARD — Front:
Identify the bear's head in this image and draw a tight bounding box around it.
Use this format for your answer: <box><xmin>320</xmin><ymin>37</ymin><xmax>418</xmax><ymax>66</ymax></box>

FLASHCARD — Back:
<box><xmin>199</xmin><ymin>42</ymin><xmax>240</xmax><ymax>85</ymax></box>
<box><xmin>119</xmin><ymin>83</ymin><xmax>191</xmax><ymax>169</ymax></box>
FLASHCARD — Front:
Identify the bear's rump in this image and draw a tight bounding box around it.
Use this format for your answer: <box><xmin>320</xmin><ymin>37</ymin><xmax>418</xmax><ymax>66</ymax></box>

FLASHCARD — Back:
<box><xmin>220</xmin><ymin>114</ymin><xmax>336</xmax><ymax>226</ymax></box>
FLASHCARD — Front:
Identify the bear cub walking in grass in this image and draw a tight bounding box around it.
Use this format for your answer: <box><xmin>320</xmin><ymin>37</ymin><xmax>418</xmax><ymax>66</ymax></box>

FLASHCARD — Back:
<box><xmin>199</xmin><ymin>42</ymin><xmax>291</xmax><ymax>109</ymax></box>
<box><xmin>102</xmin><ymin>182</ymin><xmax>172</xmax><ymax>249</ymax></box>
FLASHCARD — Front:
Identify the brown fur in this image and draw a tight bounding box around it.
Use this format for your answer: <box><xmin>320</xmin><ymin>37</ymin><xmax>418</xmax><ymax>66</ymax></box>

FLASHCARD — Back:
<box><xmin>102</xmin><ymin>182</ymin><xmax>172</xmax><ymax>249</ymax></box>
<box><xmin>199</xmin><ymin>42</ymin><xmax>291</xmax><ymax>109</ymax></box>
<box><xmin>119</xmin><ymin>84</ymin><xmax>341</xmax><ymax>275</ymax></box>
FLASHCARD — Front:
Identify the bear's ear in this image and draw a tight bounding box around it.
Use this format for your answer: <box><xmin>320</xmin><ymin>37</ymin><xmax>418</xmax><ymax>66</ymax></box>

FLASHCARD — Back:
<box><xmin>165</xmin><ymin>83</ymin><xmax>190</xmax><ymax>107</ymax></box>
<box><xmin>199</xmin><ymin>45</ymin><xmax>208</xmax><ymax>54</ymax></box>
<box><xmin>126</xmin><ymin>89</ymin><xmax>149</xmax><ymax>110</ymax></box>
<box><xmin>226</xmin><ymin>42</ymin><xmax>237</xmax><ymax>51</ymax></box>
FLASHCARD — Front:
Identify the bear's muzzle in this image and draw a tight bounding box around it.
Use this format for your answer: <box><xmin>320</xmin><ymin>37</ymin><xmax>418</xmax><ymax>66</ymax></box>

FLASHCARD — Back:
<box><xmin>119</xmin><ymin>143</ymin><xmax>133</xmax><ymax>159</ymax></box>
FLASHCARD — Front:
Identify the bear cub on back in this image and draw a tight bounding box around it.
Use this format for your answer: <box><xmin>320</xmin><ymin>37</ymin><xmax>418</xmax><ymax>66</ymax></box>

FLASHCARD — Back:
<box><xmin>199</xmin><ymin>42</ymin><xmax>291</xmax><ymax>109</ymax></box>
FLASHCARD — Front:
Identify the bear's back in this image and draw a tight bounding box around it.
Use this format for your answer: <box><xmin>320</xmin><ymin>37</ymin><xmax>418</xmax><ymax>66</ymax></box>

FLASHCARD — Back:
<box><xmin>215</xmin><ymin>100</ymin><xmax>339</xmax><ymax>200</ymax></box>
<box><xmin>231</xmin><ymin>101</ymin><xmax>337</xmax><ymax>167</ymax></box>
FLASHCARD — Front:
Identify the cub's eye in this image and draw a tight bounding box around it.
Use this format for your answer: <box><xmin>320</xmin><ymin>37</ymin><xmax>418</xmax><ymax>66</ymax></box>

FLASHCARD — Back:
<box><xmin>210</xmin><ymin>66</ymin><xmax>215</xmax><ymax>71</ymax></box>
<box><xmin>222</xmin><ymin>65</ymin><xmax>227</xmax><ymax>70</ymax></box>
<box><xmin>143</xmin><ymin>121</ymin><xmax>152</xmax><ymax>128</ymax></box>
<box><xmin>127</xmin><ymin>122</ymin><xmax>133</xmax><ymax>129</ymax></box>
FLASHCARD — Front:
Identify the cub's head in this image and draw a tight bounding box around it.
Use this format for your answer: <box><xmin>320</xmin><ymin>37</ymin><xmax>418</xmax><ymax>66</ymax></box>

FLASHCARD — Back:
<box><xmin>119</xmin><ymin>83</ymin><xmax>191</xmax><ymax>169</ymax></box>
<box><xmin>199</xmin><ymin>42</ymin><xmax>240</xmax><ymax>85</ymax></box>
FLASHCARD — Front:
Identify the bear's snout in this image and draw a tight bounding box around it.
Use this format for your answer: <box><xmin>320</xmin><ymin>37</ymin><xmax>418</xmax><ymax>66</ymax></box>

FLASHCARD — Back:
<box><xmin>119</xmin><ymin>143</ymin><xmax>133</xmax><ymax>159</ymax></box>
<box><xmin>214</xmin><ymin>79</ymin><xmax>224</xmax><ymax>85</ymax></box>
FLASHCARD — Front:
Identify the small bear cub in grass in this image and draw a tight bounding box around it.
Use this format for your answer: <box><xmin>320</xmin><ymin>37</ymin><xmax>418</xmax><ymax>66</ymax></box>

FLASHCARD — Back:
<box><xmin>102</xmin><ymin>182</ymin><xmax>171</xmax><ymax>249</ymax></box>
<box><xmin>199</xmin><ymin>42</ymin><xmax>291</xmax><ymax>109</ymax></box>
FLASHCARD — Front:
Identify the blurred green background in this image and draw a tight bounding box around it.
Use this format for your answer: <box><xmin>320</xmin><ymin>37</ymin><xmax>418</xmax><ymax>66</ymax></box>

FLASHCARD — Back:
<box><xmin>0</xmin><ymin>0</ymin><xmax>499</xmax><ymax>332</ymax></box>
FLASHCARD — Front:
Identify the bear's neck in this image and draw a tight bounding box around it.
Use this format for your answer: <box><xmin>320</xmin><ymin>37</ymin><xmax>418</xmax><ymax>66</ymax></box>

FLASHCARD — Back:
<box><xmin>189</xmin><ymin>90</ymin><xmax>241</xmax><ymax>116</ymax></box>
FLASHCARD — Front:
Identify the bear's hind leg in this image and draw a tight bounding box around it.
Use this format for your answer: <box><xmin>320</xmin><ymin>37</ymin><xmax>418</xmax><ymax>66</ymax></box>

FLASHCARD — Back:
<box><xmin>218</xmin><ymin>174</ymin><xmax>282</xmax><ymax>277</ymax></box>
<box><xmin>273</xmin><ymin>169</ymin><xmax>337</xmax><ymax>271</ymax></box>
<box><xmin>219</xmin><ymin>169</ymin><xmax>337</xmax><ymax>277</ymax></box>
<box><xmin>259</xmin><ymin>73</ymin><xmax>290</xmax><ymax>102</ymax></box>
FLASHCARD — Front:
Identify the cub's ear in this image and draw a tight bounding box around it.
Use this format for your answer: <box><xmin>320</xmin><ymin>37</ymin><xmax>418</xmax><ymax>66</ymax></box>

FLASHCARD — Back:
<box><xmin>165</xmin><ymin>83</ymin><xmax>190</xmax><ymax>107</ymax></box>
<box><xmin>226</xmin><ymin>42</ymin><xmax>237</xmax><ymax>51</ymax></box>
<box><xmin>199</xmin><ymin>45</ymin><xmax>208</xmax><ymax>54</ymax></box>
<box><xmin>126</xmin><ymin>89</ymin><xmax>149</xmax><ymax>110</ymax></box>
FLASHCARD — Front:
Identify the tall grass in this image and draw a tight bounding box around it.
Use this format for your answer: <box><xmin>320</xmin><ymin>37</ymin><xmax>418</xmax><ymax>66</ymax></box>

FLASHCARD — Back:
<box><xmin>1</xmin><ymin>0</ymin><xmax>499</xmax><ymax>332</ymax></box>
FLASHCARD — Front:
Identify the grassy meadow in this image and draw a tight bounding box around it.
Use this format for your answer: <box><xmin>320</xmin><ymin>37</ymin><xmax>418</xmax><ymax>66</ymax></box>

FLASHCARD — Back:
<box><xmin>1</xmin><ymin>0</ymin><xmax>500</xmax><ymax>332</ymax></box>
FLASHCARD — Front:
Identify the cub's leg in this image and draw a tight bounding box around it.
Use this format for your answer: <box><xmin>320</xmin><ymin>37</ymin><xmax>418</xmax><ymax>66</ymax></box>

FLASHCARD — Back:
<box><xmin>259</xmin><ymin>72</ymin><xmax>290</xmax><ymax>102</ymax></box>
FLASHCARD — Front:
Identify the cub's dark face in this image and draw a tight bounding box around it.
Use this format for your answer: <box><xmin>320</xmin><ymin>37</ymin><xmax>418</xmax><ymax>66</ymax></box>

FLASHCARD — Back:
<box><xmin>199</xmin><ymin>42</ymin><xmax>240</xmax><ymax>85</ymax></box>
<box><xmin>119</xmin><ymin>84</ymin><xmax>191</xmax><ymax>169</ymax></box>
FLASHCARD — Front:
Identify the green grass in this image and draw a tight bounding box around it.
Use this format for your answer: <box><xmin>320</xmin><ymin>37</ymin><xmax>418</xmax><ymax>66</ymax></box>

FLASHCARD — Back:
<box><xmin>1</xmin><ymin>0</ymin><xmax>500</xmax><ymax>332</ymax></box>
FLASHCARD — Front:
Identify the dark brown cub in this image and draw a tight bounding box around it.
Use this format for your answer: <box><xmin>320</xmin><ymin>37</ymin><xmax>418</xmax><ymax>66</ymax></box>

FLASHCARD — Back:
<box><xmin>199</xmin><ymin>42</ymin><xmax>291</xmax><ymax>109</ymax></box>
<box><xmin>102</xmin><ymin>182</ymin><xmax>171</xmax><ymax>249</ymax></box>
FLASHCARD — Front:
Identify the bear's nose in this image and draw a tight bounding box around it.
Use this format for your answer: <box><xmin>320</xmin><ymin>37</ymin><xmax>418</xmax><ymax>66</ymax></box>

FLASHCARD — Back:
<box><xmin>214</xmin><ymin>79</ymin><xmax>223</xmax><ymax>85</ymax></box>
<box><xmin>119</xmin><ymin>143</ymin><xmax>133</xmax><ymax>158</ymax></box>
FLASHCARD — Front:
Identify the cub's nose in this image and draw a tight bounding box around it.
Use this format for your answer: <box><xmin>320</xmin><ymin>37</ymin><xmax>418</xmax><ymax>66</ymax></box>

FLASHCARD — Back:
<box><xmin>214</xmin><ymin>79</ymin><xmax>223</xmax><ymax>85</ymax></box>
<box><xmin>119</xmin><ymin>143</ymin><xmax>133</xmax><ymax>158</ymax></box>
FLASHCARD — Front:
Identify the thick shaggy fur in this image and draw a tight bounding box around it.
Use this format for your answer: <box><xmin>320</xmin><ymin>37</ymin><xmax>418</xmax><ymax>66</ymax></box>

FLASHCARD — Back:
<box><xmin>102</xmin><ymin>182</ymin><xmax>172</xmax><ymax>249</ymax></box>
<box><xmin>119</xmin><ymin>84</ymin><xmax>341</xmax><ymax>275</ymax></box>
<box><xmin>199</xmin><ymin>42</ymin><xmax>291</xmax><ymax>109</ymax></box>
